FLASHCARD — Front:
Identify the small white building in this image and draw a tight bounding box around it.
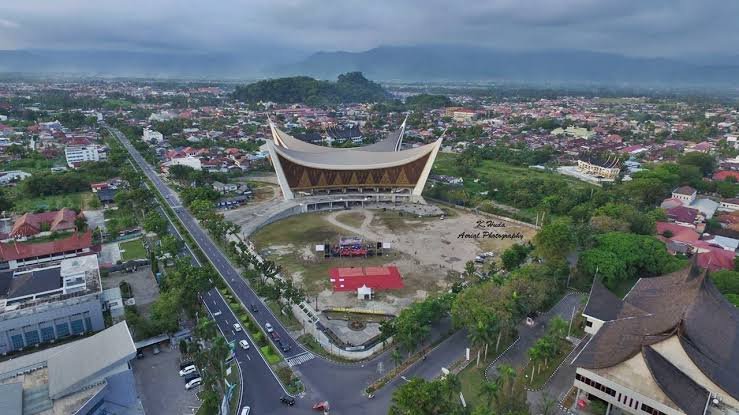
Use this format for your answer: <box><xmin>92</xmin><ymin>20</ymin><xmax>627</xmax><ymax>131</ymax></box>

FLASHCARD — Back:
<box><xmin>720</xmin><ymin>198</ymin><xmax>739</xmax><ymax>212</ymax></box>
<box><xmin>671</xmin><ymin>186</ymin><xmax>697</xmax><ymax>204</ymax></box>
<box><xmin>143</xmin><ymin>128</ymin><xmax>164</xmax><ymax>144</ymax></box>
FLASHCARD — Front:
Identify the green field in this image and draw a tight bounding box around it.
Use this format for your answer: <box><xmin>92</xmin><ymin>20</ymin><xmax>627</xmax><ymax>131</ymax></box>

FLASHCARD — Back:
<box><xmin>13</xmin><ymin>191</ymin><xmax>96</xmax><ymax>213</ymax></box>
<box><xmin>119</xmin><ymin>239</ymin><xmax>147</xmax><ymax>261</ymax></box>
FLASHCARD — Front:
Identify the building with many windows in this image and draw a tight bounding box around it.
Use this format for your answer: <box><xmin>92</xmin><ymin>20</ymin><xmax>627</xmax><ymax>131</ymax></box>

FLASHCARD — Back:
<box><xmin>64</xmin><ymin>144</ymin><xmax>107</xmax><ymax>168</ymax></box>
<box><xmin>573</xmin><ymin>265</ymin><xmax>739</xmax><ymax>415</ymax></box>
<box><xmin>0</xmin><ymin>254</ymin><xmax>104</xmax><ymax>354</ymax></box>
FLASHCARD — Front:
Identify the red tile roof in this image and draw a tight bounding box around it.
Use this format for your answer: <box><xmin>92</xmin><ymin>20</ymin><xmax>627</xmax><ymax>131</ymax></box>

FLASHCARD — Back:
<box><xmin>712</xmin><ymin>170</ymin><xmax>739</xmax><ymax>181</ymax></box>
<box><xmin>10</xmin><ymin>208</ymin><xmax>79</xmax><ymax>238</ymax></box>
<box><xmin>0</xmin><ymin>231</ymin><xmax>92</xmax><ymax>262</ymax></box>
<box><xmin>656</xmin><ymin>222</ymin><xmax>699</xmax><ymax>243</ymax></box>
<box><xmin>696</xmin><ymin>247</ymin><xmax>735</xmax><ymax>271</ymax></box>
<box><xmin>329</xmin><ymin>266</ymin><xmax>404</xmax><ymax>292</ymax></box>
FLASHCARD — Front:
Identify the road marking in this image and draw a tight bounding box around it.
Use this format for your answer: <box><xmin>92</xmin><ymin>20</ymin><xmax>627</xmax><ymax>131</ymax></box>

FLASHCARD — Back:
<box><xmin>286</xmin><ymin>352</ymin><xmax>315</xmax><ymax>367</ymax></box>
<box><xmin>246</xmin><ymin>355</ymin><xmax>251</xmax><ymax>361</ymax></box>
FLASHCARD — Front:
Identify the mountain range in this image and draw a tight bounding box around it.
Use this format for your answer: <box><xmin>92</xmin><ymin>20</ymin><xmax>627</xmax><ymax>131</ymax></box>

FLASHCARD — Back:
<box><xmin>1</xmin><ymin>45</ymin><xmax>738</xmax><ymax>86</ymax></box>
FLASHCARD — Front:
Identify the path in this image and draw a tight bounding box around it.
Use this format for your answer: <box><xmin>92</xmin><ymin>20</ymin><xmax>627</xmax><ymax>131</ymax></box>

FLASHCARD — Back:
<box><xmin>484</xmin><ymin>292</ymin><xmax>583</xmax><ymax>381</ymax></box>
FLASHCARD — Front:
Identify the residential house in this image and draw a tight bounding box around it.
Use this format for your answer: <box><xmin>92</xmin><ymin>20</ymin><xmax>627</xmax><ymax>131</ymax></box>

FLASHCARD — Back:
<box><xmin>671</xmin><ymin>186</ymin><xmax>697</xmax><ymax>204</ymax></box>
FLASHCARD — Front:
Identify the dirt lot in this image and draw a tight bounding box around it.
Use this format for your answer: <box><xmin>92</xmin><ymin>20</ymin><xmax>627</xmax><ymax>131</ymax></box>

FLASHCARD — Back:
<box><xmin>250</xmin><ymin>207</ymin><xmax>536</xmax><ymax>314</ymax></box>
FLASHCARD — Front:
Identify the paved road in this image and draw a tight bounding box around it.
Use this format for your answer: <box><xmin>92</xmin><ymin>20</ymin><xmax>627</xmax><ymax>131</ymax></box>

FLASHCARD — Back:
<box><xmin>107</xmin><ymin>123</ymin><xmax>475</xmax><ymax>413</ymax></box>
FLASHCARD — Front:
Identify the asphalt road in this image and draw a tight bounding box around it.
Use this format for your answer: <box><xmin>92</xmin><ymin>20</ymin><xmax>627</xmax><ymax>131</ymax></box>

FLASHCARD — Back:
<box><xmin>107</xmin><ymin>124</ymin><xmax>472</xmax><ymax>414</ymax></box>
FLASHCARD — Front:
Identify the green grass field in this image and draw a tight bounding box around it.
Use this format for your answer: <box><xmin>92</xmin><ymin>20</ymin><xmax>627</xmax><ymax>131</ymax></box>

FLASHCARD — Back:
<box><xmin>119</xmin><ymin>239</ymin><xmax>147</xmax><ymax>261</ymax></box>
<box><xmin>13</xmin><ymin>192</ymin><xmax>96</xmax><ymax>213</ymax></box>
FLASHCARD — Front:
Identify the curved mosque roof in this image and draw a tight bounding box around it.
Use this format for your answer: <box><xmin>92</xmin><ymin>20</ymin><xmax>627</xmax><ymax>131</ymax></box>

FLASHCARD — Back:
<box><xmin>267</xmin><ymin>118</ymin><xmax>444</xmax><ymax>170</ymax></box>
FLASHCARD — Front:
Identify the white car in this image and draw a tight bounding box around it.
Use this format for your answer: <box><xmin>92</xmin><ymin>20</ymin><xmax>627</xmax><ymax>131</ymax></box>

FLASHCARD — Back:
<box><xmin>265</xmin><ymin>323</ymin><xmax>274</xmax><ymax>333</ymax></box>
<box><xmin>241</xmin><ymin>406</ymin><xmax>251</xmax><ymax>415</ymax></box>
<box><xmin>185</xmin><ymin>377</ymin><xmax>202</xmax><ymax>390</ymax></box>
<box><xmin>179</xmin><ymin>366</ymin><xmax>197</xmax><ymax>377</ymax></box>
<box><xmin>239</xmin><ymin>340</ymin><xmax>250</xmax><ymax>350</ymax></box>
<box><xmin>233</xmin><ymin>323</ymin><xmax>242</xmax><ymax>332</ymax></box>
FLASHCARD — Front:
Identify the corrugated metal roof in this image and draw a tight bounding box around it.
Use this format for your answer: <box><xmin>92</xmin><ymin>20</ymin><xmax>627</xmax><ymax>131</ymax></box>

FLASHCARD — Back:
<box><xmin>47</xmin><ymin>321</ymin><xmax>136</xmax><ymax>399</ymax></box>
<box><xmin>0</xmin><ymin>382</ymin><xmax>22</xmax><ymax>415</ymax></box>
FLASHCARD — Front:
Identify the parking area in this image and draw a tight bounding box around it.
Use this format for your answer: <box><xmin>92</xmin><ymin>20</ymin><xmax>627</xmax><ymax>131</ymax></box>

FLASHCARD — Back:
<box><xmin>131</xmin><ymin>343</ymin><xmax>201</xmax><ymax>415</ymax></box>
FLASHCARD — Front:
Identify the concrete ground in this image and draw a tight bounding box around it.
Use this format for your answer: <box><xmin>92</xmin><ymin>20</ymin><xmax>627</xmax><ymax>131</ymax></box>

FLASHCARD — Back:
<box><xmin>322</xmin><ymin>318</ymin><xmax>381</xmax><ymax>346</ymax></box>
<box><xmin>99</xmin><ymin>242</ymin><xmax>121</xmax><ymax>267</ymax></box>
<box><xmin>102</xmin><ymin>267</ymin><xmax>160</xmax><ymax>315</ymax></box>
<box><xmin>82</xmin><ymin>209</ymin><xmax>106</xmax><ymax>231</ymax></box>
<box><xmin>131</xmin><ymin>343</ymin><xmax>201</xmax><ymax>415</ymax></box>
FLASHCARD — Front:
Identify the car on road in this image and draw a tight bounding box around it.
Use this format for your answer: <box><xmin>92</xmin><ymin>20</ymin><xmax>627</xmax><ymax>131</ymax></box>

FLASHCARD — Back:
<box><xmin>240</xmin><ymin>406</ymin><xmax>251</xmax><ymax>415</ymax></box>
<box><xmin>250</xmin><ymin>303</ymin><xmax>258</xmax><ymax>312</ymax></box>
<box><xmin>280</xmin><ymin>396</ymin><xmax>295</xmax><ymax>406</ymax></box>
<box><xmin>239</xmin><ymin>340</ymin><xmax>250</xmax><ymax>350</ymax></box>
<box><xmin>179</xmin><ymin>366</ymin><xmax>197</xmax><ymax>377</ymax></box>
<box><xmin>265</xmin><ymin>322</ymin><xmax>273</xmax><ymax>333</ymax></box>
<box><xmin>270</xmin><ymin>331</ymin><xmax>280</xmax><ymax>341</ymax></box>
<box><xmin>281</xmin><ymin>343</ymin><xmax>291</xmax><ymax>353</ymax></box>
<box><xmin>185</xmin><ymin>377</ymin><xmax>202</xmax><ymax>390</ymax></box>
<box><xmin>233</xmin><ymin>323</ymin><xmax>242</xmax><ymax>332</ymax></box>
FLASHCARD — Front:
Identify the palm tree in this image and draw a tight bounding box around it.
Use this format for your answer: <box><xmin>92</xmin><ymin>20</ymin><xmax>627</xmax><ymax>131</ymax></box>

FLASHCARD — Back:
<box><xmin>444</xmin><ymin>373</ymin><xmax>461</xmax><ymax>401</ymax></box>
<box><xmin>528</xmin><ymin>344</ymin><xmax>542</xmax><ymax>381</ymax></box>
<box><xmin>478</xmin><ymin>380</ymin><xmax>499</xmax><ymax>408</ymax></box>
<box><xmin>391</xmin><ymin>349</ymin><xmax>403</xmax><ymax>369</ymax></box>
<box><xmin>195</xmin><ymin>318</ymin><xmax>217</xmax><ymax>341</ymax></box>
<box><xmin>548</xmin><ymin>316</ymin><xmax>568</xmax><ymax>341</ymax></box>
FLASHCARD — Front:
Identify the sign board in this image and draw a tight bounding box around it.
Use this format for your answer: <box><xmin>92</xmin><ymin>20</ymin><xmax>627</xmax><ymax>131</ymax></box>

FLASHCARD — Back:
<box><xmin>382</xmin><ymin>242</ymin><xmax>392</xmax><ymax>249</ymax></box>
<box><xmin>316</xmin><ymin>244</ymin><xmax>325</xmax><ymax>252</ymax></box>
<box><xmin>466</xmin><ymin>348</ymin><xmax>470</xmax><ymax>361</ymax></box>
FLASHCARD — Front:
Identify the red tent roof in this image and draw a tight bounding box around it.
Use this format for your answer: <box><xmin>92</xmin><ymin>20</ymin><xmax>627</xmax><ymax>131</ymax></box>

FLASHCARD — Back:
<box><xmin>0</xmin><ymin>231</ymin><xmax>92</xmax><ymax>262</ymax></box>
<box><xmin>329</xmin><ymin>266</ymin><xmax>404</xmax><ymax>292</ymax></box>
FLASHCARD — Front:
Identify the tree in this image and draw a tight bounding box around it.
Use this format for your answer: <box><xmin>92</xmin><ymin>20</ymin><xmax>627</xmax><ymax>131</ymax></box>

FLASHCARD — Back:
<box><xmin>391</xmin><ymin>349</ymin><xmax>403</xmax><ymax>368</ymax></box>
<box><xmin>74</xmin><ymin>216</ymin><xmax>88</xmax><ymax>232</ymax></box>
<box><xmin>478</xmin><ymin>380</ymin><xmax>499</xmax><ymax>409</ymax></box>
<box><xmin>464</xmin><ymin>260</ymin><xmax>477</xmax><ymax>281</ymax></box>
<box><xmin>533</xmin><ymin>218</ymin><xmax>576</xmax><ymax>262</ymax></box>
<box><xmin>491</xmin><ymin>365</ymin><xmax>529</xmax><ymax>415</ymax></box>
<box><xmin>501</xmin><ymin>243</ymin><xmax>531</xmax><ymax>270</ymax></box>
<box><xmin>538</xmin><ymin>392</ymin><xmax>559</xmax><ymax>415</ymax></box>
<box><xmin>679</xmin><ymin>152</ymin><xmax>716</xmax><ymax>176</ymax></box>
<box><xmin>159</xmin><ymin>235</ymin><xmax>182</xmax><ymax>258</ymax></box>
<box><xmin>143</xmin><ymin>211</ymin><xmax>168</xmax><ymax>235</ymax></box>
<box><xmin>389</xmin><ymin>376</ymin><xmax>466</xmax><ymax>415</ymax></box>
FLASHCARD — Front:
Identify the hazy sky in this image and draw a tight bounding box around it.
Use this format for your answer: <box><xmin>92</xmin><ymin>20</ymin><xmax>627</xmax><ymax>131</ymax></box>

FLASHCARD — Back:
<box><xmin>0</xmin><ymin>0</ymin><xmax>737</xmax><ymax>58</ymax></box>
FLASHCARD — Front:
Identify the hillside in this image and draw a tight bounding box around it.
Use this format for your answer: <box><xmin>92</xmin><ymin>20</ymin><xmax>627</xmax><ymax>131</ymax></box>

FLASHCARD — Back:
<box><xmin>231</xmin><ymin>72</ymin><xmax>388</xmax><ymax>104</ymax></box>
<box><xmin>286</xmin><ymin>45</ymin><xmax>739</xmax><ymax>86</ymax></box>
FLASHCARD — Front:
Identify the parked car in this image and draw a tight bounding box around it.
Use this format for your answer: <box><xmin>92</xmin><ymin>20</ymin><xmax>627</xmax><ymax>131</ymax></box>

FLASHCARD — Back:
<box><xmin>179</xmin><ymin>366</ymin><xmax>197</xmax><ymax>377</ymax></box>
<box><xmin>179</xmin><ymin>361</ymin><xmax>194</xmax><ymax>370</ymax></box>
<box><xmin>239</xmin><ymin>340</ymin><xmax>250</xmax><ymax>350</ymax></box>
<box><xmin>184</xmin><ymin>373</ymin><xmax>200</xmax><ymax>383</ymax></box>
<box><xmin>233</xmin><ymin>323</ymin><xmax>242</xmax><ymax>332</ymax></box>
<box><xmin>265</xmin><ymin>322</ymin><xmax>273</xmax><ymax>333</ymax></box>
<box><xmin>280</xmin><ymin>395</ymin><xmax>296</xmax><ymax>406</ymax></box>
<box><xmin>241</xmin><ymin>407</ymin><xmax>251</xmax><ymax>415</ymax></box>
<box><xmin>185</xmin><ymin>377</ymin><xmax>202</xmax><ymax>390</ymax></box>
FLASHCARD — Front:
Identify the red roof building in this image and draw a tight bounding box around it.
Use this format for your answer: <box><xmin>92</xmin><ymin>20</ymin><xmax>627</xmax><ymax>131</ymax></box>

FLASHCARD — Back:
<box><xmin>329</xmin><ymin>266</ymin><xmax>404</xmax><ymax>293</ymax></box>
<box><xmin>712</xmin><ymin>170</ymin><xmax>739</xmax><ymax>181</ymax></box>
<box><xmin>10</xmin><ymin>208</ymin><xmax>80</xmax><ymax>238</ymax></box>
<box><xmin>0</xmin><ymin>231</ymin><xmax>93</xmax><ymax>268</ymax></box>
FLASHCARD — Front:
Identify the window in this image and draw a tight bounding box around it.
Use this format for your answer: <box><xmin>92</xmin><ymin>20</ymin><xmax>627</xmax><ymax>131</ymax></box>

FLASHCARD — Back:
<box><xmin>642</xmin><ymin>403</ymin><xmax>667</xmax><ymax>415</ymax></box>
<box><xmin>575</xmin><ymin>373</ymin><xmax>616</xmax><ymax>397</ymax></box>
<box><xmin>40</xmin><ymin>326</ymin><xmax>55</xmax><ymax>342</ymax></box>
<box><xmin>56</xmin><ymin>322</ymin><xmax>70</xmax><ymax>338</ymax></box>
<box><xmin>24</xmin><ymin>330</ymin><xmax>40</xmax><ymax>346</ymax></box>
<box><xmin>10</xmin><ymin>334</ymin><xmax>24</xmax><ymax>350</ymax></box>
<box><xmin>71</xmin><ymin>319</ymin><xmax>85</xmax><ymax>335</ymax></box>
<box><xmin>586</xmin><ymin>320</ymin><xmax>593</xmax><ymax>327</ymax></box>
<box><xmin>84</xmin><ymin>317</ymin><xmax>92</xmax><ymax>332</ymax></box>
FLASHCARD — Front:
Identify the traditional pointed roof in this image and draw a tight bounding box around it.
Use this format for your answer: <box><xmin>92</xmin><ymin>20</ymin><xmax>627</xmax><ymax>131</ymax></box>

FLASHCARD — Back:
<box><xmin>574</xmin><ymin>265</ymin><xmax>739</xmax><ymax>401</ymax></box>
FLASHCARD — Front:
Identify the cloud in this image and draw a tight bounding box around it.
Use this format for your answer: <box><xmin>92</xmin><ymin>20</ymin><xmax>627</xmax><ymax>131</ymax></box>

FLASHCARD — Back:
<box><xmin>0</xmin><ymin>0</ymin><xmax>737</xmax><ymax>58</ymax></box>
